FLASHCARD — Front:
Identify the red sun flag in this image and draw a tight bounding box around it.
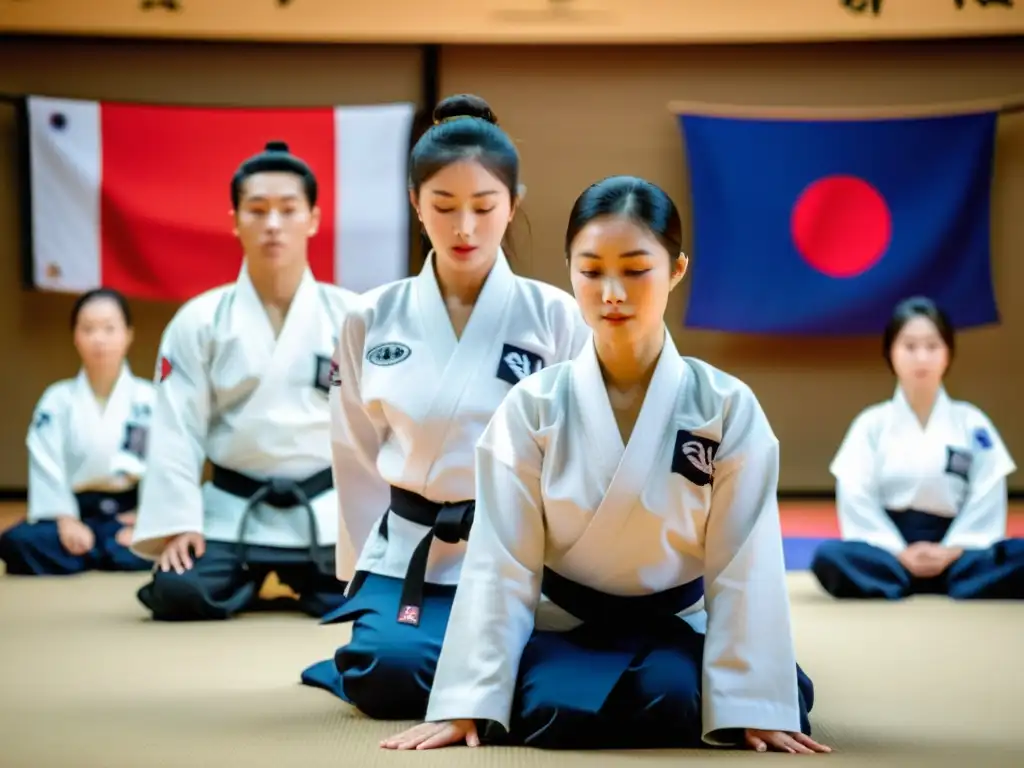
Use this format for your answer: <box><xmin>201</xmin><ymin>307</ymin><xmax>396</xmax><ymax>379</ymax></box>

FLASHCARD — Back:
<box><xmin>23</xmin><ymin>96</ymin><xmax>416</xmax><ymax>302</ymax></box>
<box><xmin>676</xmin><ymin>110</ymin><xmax>1000</xmax><ymax>335</ymax></box>
<box><xmin>790</xmin><ymin>174</ymin><xmax>892</xmax><ymax>279</ymax></box>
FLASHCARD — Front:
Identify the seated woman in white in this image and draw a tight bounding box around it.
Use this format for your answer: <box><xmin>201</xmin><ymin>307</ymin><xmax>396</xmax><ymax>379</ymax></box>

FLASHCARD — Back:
<box><xmin>381</xmin><ymin>176</ymin><xmax>830</xmax><ymax>754</ymax></box>
<box><xmin>0</xmin><ymin>288</ymin><xmax>154</xmax><ymax>576</ymax></box>
<box><xmin>811</xmin><ymin>296</ymin><xmax>1022</xmax><ymax>600</ymax></box>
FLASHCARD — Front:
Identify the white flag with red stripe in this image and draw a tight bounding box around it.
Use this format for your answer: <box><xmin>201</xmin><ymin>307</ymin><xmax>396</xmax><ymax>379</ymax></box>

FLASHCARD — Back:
<box><xmin>24</xmin><ymin>95</ymin><xmax>416</xmax><ymax>301</ymax></box>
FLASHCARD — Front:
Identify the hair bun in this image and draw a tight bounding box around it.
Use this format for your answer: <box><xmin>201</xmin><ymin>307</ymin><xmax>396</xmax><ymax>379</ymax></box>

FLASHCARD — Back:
<box><xmin>265</xmin><ymin>140</ymin><xmax>290</xmax><ymax>153</ymax></box>
<box><xmin>432</xmin><ymin>94</ymin><xmax>499</xmax><ymax>126</ymax></box>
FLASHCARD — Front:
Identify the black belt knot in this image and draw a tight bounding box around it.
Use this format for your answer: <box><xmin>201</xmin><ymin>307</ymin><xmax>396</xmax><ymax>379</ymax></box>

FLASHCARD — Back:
<box><xmin>75</xmin><ymin>487</ymin><xmax>138</xmax><ymax>520</ymax></box>
<box><xmin>210</xmin><ymin>463</ymin><xmax>334</xmax><ymax>576</ymax></box>
<box><xmin>347</xmin><ymin>486</ymin><xmax>475</xmax><ymax>628</ymax></box>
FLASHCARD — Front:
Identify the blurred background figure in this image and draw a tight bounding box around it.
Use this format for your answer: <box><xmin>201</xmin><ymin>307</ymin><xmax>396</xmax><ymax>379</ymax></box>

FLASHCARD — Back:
<box><xmin>811</xmin><ymin>297</ymin><xmax>1024</xmax><ymax>600</ymax></box>
<box><xmin>0</xmin><ymin>289</ymin><xmax>153</xmax><ymax>575</ymax></box>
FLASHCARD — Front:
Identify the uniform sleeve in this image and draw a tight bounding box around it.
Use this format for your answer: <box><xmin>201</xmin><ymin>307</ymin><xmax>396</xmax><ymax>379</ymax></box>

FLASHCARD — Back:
<box><xmin>701</xmin><ymin>388</ymin><xmax>802</xmax><ymax>745</ymax></box>
<box><xmin>830</xmin><ymin>411</ymin><xmax>907</xmax><ymax>555</ymax></box>
<box><xmin>943</xmin><ymin>413</ymin><xmax>1017</xmax><ymax>550</ymax></box>
<box><xmin>109</xmin><ymin>381</ymin><xmax>157</xmax><ymax>481</ymax></box>
<box><xmin>25</xmin><ymin>386</ymin><xmax>78</xmax><ymax>523</ymax></box>
<box><xmin>130</xmin><ymin>307</ymin><xmax>211</xmax><ymax>560</ymax></box>
<box><xmin>424</xmin><ymin>391</ymin><xmax>546</xmax><ymax>731</ymax></box>
<box><xmin>330</xmin><ymin>305</ymin><xmax>392</xmax><ymax>583</ymax></box>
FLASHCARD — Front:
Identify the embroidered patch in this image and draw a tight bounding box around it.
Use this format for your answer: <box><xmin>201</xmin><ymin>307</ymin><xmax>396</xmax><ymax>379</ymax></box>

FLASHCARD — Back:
<box><xmin>496</xmin><ymin>343</ymin><xmax>545</xmax><ymax>386</ymax></box>
<box><xmin>397</xmin><ymin>604</ymin><xmax>421</xmax><ymax>626</ymax></box>
<box><xmin>671</xmin><ymin>430</ymin><xmax>719</xmax><ymax>487</ymax></box>
<box><xmin>973</xmin><ymin>427</ymin><xmax>993</xmax><ymax>450</ymax></box>
<box><xmin>313</xmin><ymin>354</ymin><xmax>333</xmax><ymax>394</ymax></box>
<box><xmin>32</xmin><ymin>411</ymin><xmax>51</xmax><ymax>430</ymax></box>
<box><xmin>366</xmin><ymin>342</ymin><xmax>411</xmax><ymax>367</ymax></box>
<box><xmin>945</xmin><ymin>446</ymin><xmax>972</xmax><ymax>481</ymax></box>
<box><xmin>158</xmin><ymin>356</ymin><xmax>173</xmax><ymax>382</ymax></box>
<box><xmin>122</xmin><ymin>424</ymin><xmax>149</xmax><ymax>460</ymax></box>
<box><xmin>131</xmin><ymin>402</ymin><xmax>152</xmax><ymax>421</ymax></box>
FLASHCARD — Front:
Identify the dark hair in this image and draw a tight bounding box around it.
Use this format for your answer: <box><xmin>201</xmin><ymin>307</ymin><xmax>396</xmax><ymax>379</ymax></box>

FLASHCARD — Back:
<box><xmin>71</xmin><ymin>288</ymin><xmax>132</xmax><ymax>330</ymax></box>
<box><xmin>882</xmin><ymin>296</ymin><xmax>955</xmax><ymax>372</ymax></box>
<box><xmin>230</xmin><ymin>140</ymin><xmax>318</xmax><ymax>209</ymax></box>
<box><xmin>409</xmin><ymin>94</ymin><xmax>519</xmax><ymax>199</ymax></box>
<box><xmin>564</xmin><ymin>176</ymin><xmax>683</xmax><ymax>259</ymax></box>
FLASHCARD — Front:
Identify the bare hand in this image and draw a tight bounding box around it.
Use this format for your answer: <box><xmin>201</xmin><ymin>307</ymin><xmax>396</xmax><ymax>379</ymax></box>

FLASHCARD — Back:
<box><xmin>56</xmin><ymin>516</ymin><xmax>95</xmax><ymax>556</ymax></box>
<box><xmin>158</xmin><ymin>532</ymin><xmax>206</xmax><ymax>574</ymax></box>
<box><xmin>898</xmin><ymin>543</ymin><xmax>940</xmax><ymax>578</ymax></box>
<box><xmin>899</xmin><ymin>543</ymin><xmax>959</xmax><ymax>578</ymax></box>
<box><xmin>745</xmin><ymin>729</ymin><xmax>832</xmax><ymax>754</ymax></box>
<box><xmin>115</xmin><ymin>512</ymin><xmax>137</xmax><ymax>526</ymax></box>
<box><xmin>380</xmin><ymin>720</ymin><xmax>479</xmax><ymax>750</ymax></box>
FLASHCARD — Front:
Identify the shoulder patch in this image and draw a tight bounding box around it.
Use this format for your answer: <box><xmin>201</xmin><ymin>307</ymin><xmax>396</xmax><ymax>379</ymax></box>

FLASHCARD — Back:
<box><xmin>496</xmin><ymin>343</ymin><xmax>545</xmax><ymax>385</ymax></box>
<box><xmin>366</xmin><ymin>342</ymin><xmax>411</xmax><ymax>367</ymax></box>
<box><xmin>158</xmin><ymin>356</ymin><xmax>173</xmax><ymax>382</ymax></box>
<box><xmin>32</xmin><ymin>411</ymin><xmax>51</xmax><ymax>430</ymax></box>
<box><xmin>973</xmin><ymin>426</ymin><xmax>993</xmax><ymax>450</ymax></box>
<box><xmin>671</xmin><ymin>430</ymin><xmax>719</xmax><ymax>487</ymax></box>
<box><xmin>313</xmin><ymin>354</ymin><xmax>333</xmax><ymax>394</ymax></box>
<box><xmin>945</xmin><ymin>446</ymin><xmax>973</xmax><ymax>481</ymax></box>
<box><xmin>122</xmin><ymin>423</ymin><xmax>149</xmax><ymax>460</ymax></box>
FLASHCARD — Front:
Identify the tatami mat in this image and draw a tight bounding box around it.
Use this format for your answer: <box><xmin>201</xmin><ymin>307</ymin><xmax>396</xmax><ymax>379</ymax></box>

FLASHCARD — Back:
<box><xmin>2</xmin><ymin>502</ymin><xmax>1024</xmax><ymax>766</ymax></box>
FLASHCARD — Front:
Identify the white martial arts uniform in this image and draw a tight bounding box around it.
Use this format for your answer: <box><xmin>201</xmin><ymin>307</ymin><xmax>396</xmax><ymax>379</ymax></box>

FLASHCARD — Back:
<box><xmin>424</xmin><ymin>329</ymin><xmax>813</xmax><ymax>749</ymax></box>
<box><xmin>0</xmin><ymin>365</ymin><xmax>155</xmax><ymax>575</ymax></box>
<box><xmin>812</xmin><ymin>386</ymin><xmax>1023</xmax><ymax>600</ymax></box>
<box><xmin>333</xmin><ymin>249</ymin><xmax>591</xmax><ymax>586</ymax></box>
<box><xmin>299</xmin><ymin>249</ymin><xmax>591</xmax><ymax>719</ymax></box>
<box><xmin>131</xmin><ymin>264</ymin><xmax>359</xmax><ymax>620</ymax></box>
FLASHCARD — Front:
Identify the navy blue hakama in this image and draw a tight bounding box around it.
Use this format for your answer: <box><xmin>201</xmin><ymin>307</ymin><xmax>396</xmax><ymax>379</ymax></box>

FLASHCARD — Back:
<box><xmin>299</xmin><ymin>485</ymin><xmax>472</xmax><ymax>720</ymax></box>
<box><xmin>491</xmin><ymin>568</ymin><xmax>815</xmax><ymax>750</ymax></box>
<box><xmin>136</xmin><ymin>464</ymin><xmax>346</xmax><ymax>620</ymax></box>
<box><xmin>811</xmin><ymin>509</ymin><xmax>1024</xmax><ymax>600</ymax></box>
<box><xmin>0</xmin><ymin>488</ymin><xmax>150</xmax><ymax>576</ymax></box>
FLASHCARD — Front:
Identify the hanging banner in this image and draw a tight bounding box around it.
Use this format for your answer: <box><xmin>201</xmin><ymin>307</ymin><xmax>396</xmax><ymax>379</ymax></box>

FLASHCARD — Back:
<box><xmin>1</xmin><ymin>0</ymin><xmax>1021</xmax><ymax>44</ymax></box>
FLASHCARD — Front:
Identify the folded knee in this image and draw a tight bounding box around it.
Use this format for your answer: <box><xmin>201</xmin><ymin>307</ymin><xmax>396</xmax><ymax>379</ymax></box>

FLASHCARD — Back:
<box><xmin>810</xmin><ymin>540</ymin><xmax>847</xmax><ymax>570</ymax></box>
<box><xmin>335</xmin><ymin>642</ymin><xmax>432</xmax><ymax>720</ymax></box>
<box><xmin>0</xmin><ymin>523</ymin><xmax>42</xmax><ymax>554</ymax></box>
<box><xmin>138</xmin><ymin>568</ymin><xmax>216</xmax><ymax>620</ymax></box>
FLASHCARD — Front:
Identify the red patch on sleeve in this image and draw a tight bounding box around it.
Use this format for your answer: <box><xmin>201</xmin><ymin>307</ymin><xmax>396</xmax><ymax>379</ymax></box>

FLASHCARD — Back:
<box><xmin>159</xmin><ymin>356</ymin><xmax>173</xmax><ymax>382</ymax></box>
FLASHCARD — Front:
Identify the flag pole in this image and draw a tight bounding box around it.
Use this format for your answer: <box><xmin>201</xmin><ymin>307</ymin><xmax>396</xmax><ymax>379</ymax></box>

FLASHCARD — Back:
<box><xmin>667</xmin><ymin>95</ymin><xmax>1024</xmax><ymax>121</ymax></box>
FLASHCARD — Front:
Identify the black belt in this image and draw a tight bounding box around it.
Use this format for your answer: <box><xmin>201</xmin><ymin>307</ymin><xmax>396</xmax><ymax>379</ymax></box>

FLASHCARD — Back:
<box><xmin>210</xmin><ymin>463</ymin><xmax>334</xmax><ymax>575</ymax></box>
<box><xmin>542</xmin><ymin>566</ymin><xmax>705</xmax><ymax>625</ymax></box>
<box><xmin>885</xmin><ymin>508</ymin><xmax>954</xmax><ymax>545</ymax></box>
<box><xmin>75</xmin><ymin>487</ymin><xmax>138</xmax><ymax>520</ymax></box>
<box><xmin>348</xmin><ymin>485</ymin><xmax>475</xmax><ymax>627</ymax></box>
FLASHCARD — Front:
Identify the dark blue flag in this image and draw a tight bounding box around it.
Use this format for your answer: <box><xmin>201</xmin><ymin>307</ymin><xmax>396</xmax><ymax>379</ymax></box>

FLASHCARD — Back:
<box><xmin>676</xmin><ymin>110</ymin><xmax>1000</xmax><ymax>335</ymax></box>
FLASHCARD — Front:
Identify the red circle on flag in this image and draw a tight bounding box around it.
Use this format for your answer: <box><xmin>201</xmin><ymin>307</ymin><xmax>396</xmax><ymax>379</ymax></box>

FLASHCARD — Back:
<box><xmin>790</xmin><ymin>175</ymin><xmax>892</xmax><ymax>278</ymax></box>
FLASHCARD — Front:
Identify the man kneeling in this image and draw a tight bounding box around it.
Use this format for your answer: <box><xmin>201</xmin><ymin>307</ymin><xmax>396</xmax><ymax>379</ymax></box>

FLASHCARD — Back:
<box><xmin>130</xmin><ymin>141</ymin><xmax>359</xmax><ymax>620</ymax></box>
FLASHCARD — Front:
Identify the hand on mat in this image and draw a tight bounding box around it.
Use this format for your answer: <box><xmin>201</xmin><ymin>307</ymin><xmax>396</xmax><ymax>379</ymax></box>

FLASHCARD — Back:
<box><xmin>57</xmin><ymin>516</ymin><xmax>95</xmax><ymax>556</ymax></box>
<box><xmin>380</xmin><ymin>719</ymin><xmax>479</xmax><ymax>750</ymax></box>
<box><xmin>159</xmin><ymin>532</ymin><xmax>206</xmax><ymax>574</ymax></box>
<box><xmin>744</xmin><ymin>729</ymin><xmax>831</xmax><ymax>754</ymax></box>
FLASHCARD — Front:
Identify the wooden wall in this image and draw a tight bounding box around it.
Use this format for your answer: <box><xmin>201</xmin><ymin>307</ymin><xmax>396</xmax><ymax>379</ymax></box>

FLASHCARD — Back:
<box><xmin>1</xmin><ymin>36</ymin><xmax>1022</xmax><ymax>493</ymax></box>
